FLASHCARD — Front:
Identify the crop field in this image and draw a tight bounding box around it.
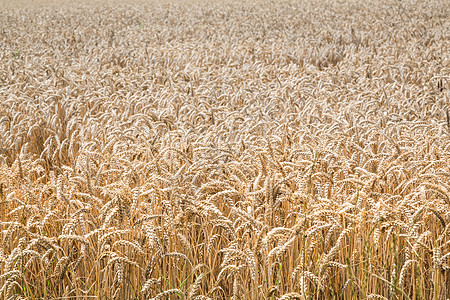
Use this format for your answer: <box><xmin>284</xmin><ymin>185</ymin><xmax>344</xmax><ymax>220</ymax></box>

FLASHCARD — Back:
<box><xmin>0</xmin><ymin>0</ymin><xmax>449</xmax><ymax>299</ymax></box>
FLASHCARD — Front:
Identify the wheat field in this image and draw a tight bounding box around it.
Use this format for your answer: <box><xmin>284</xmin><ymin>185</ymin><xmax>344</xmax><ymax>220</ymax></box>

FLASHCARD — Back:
<box><xmin>0</xmin><ymin>0</ymin><xmax>449</xmax><ymax>299</ymax></box>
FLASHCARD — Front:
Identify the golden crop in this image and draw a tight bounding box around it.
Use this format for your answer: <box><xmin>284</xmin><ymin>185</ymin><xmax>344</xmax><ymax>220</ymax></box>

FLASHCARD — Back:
<box><xmin>0</xmin><ymin>0</ymin><xmax>449</xmax><ymax>299</ymax></box>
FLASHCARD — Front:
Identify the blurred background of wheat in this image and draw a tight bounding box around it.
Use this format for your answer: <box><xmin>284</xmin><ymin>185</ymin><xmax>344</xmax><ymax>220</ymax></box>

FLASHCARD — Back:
<box><xmin>0</xmin><ymin>0</ymin><xmax>449</xmax><ymax>299</ymax></box>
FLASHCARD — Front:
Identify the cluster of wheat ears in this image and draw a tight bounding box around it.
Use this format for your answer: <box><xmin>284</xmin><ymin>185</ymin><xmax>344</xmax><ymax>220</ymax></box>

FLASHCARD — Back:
<box><xmin>0</xmin><ymin>0</ymin><xmax>449</xmax><ymax>299</ymax></box>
